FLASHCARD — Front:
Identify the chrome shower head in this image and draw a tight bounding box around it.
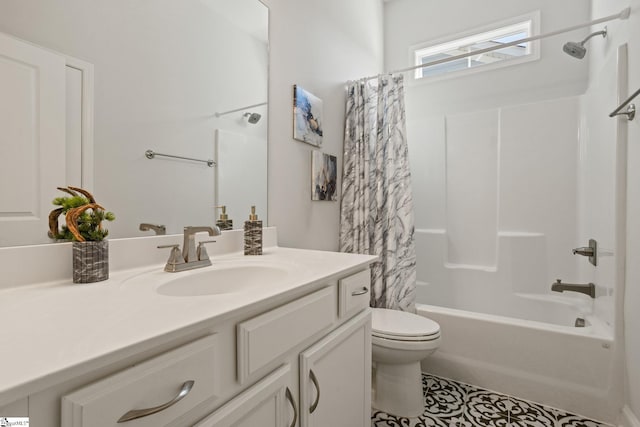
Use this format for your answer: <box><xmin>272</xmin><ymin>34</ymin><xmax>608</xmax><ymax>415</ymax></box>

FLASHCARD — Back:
<box><xmin>243</xmin><ymin>112</ymin><xmax>261</xmax><ymax>124</ymax></box>
<box><xmin>563</xmin><ymin>41</ymin><xmax>587</xmax><ymax>59</ymax></box>
<box><xmin>563</xmin><ymin>28</ymin><xmax>607</xmax><ymax>59</ymax></box>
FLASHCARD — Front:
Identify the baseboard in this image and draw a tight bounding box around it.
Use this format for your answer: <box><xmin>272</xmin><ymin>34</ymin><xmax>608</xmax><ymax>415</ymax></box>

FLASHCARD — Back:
<box><xmin>620</xmin><ymin>406</ymin><xmax>640</xmax><ymax>427</ymax></box>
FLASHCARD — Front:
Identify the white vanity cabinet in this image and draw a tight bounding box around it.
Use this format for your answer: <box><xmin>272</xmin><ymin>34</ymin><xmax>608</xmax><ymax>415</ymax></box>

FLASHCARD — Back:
<box><xmin>3</xmin><ymin>265</ymin><xmax>372</xmax><ymax>427</ymax></box>
<box><xmin>228</xmin><ymin>281</ymin><xmax>371</xmax><ymax>427</ymax></box>
<box><xmin>199</xmin><ymin>309</ymin><xmax>371</xmax><ymax>427</ymax></box>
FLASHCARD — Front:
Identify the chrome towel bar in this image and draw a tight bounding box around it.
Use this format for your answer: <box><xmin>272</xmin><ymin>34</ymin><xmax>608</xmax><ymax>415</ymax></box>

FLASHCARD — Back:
<box><xmin>610</xmin><ymin>87</ymin><xmax>639</xmax><ymax>121</ymax></box>
<box><xmin>145</xmin><ymin>149</ymin><xmax>215</xmax><ymax>167</ymax></box>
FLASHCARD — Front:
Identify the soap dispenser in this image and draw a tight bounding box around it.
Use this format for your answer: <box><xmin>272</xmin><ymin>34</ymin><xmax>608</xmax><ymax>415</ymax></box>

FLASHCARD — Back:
<box><xmin>244</xmin><ymin>206</ymin><xmax>262</xmax><ymax>255</ymax></box>
<box><xmin>215</xmin><ymin>205</ymin><xmax>233</xmax><ymax>231</ymax></box>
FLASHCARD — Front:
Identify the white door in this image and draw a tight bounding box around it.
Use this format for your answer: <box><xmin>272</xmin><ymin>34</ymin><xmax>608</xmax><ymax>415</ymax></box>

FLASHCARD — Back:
<box><xmin>0</xmin><ymin>31</ymin><xmax>66</xmax><ymax>246</ymax></box>
<box><xmin>299</xmin><ymin>310</ymin><xmax>372</xmax><ymax>427</ymax></box>
<box><xmin>195</xmin><ymin>364</ymin><xmax>297</xmax><ymax>427</ymax></box>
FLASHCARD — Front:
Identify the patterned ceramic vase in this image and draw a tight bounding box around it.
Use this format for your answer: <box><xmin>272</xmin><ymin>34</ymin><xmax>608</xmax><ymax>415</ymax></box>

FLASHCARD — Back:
<box><xmin>72</xmin><ymin>241</ymin><xmax>109</xmax><ymax>283</ymax></box>
<box><xmin>244</xmin><ymin>220</ymin><xmax>262</xmax><ymax>255</ymax></box>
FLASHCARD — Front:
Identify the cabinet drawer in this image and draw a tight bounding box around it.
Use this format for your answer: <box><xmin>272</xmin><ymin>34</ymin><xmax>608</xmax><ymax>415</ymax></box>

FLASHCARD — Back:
<box><xmin>339</xmin><ymin>269</ymin><xmax>370</xmax><ymax>318</ymax></box>
<box><xmin>237</xmin><ymin>286</ymin><xmax>337</xmax><ymax>383</ymax></box>
<box><xmin>61</xmin><ymin>335</ymin><xmax>218</xmax><ymax>427</ymax></box>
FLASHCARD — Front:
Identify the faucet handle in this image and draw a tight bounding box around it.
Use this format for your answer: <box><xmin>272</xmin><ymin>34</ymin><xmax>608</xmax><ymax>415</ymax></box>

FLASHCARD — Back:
<box><xmin>158</xmin><ymin>244</ymin><xmax>179</xmax><ymax>249</ymax></box>
<box><xmin>158</xmin><ymin>244</ymin><xmax>185</xmax><ymax>269</ymax></box>
<box><xmin>572</xmin><ymin>239</ymin><xmax>598</xmax><ymax>266</ymax></box>
<box><xmin>197</xmin><ymin>240</ymin><xmax>216</xmax><ymax>261</ymax></box>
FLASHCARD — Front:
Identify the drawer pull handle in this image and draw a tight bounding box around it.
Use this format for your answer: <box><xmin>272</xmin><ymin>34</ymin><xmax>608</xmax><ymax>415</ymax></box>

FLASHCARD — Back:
<box><xmin>309</xmin><ymin>369</ymin><xmax>320</xmax><ymax>414</ymax></box>
<box><xmin>117</xmin><ymin>380</ymin><xmax>195</xmax><ymax>423</ymax></box>
<box><xmin>285</xmin><ymin>387</ymin><xmax>298</xmax><ymax>427</ymax></box>
<box><xmin>351</xmin><ymin>287</ymin><xmax>369</xmax><ymax>296</ymax></box>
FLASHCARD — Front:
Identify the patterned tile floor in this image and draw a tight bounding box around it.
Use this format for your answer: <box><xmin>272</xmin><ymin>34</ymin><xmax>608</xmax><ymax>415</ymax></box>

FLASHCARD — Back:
<box><xmin>371</xmin><ymin>374</ymin><xmax>613</xmax><ymax>427</ymax></box>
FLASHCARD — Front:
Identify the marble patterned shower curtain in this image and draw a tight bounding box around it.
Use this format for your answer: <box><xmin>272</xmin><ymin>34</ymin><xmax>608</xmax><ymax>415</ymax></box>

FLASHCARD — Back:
<box><xmin>340</xmin><ymin>74</ymin><xmax>417</xmax><ymax>312</ymax></box>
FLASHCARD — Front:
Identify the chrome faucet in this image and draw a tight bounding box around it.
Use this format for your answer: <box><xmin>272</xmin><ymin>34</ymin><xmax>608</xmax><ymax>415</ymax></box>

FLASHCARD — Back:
<box><xmin>139</xmin><ymin>223</ymin><xmax>166</xmax><ymax>235</ymax></box>
<box><xmin>157</xmin><ymin>225</ymin><xmax>220</xmax><ymax>272</ymax></box>
<box><xmin>182</xmin><ymin>226</ymin><xmax>220</xmax><ymax>263</ymax></box>
<box><xmin>551</xmin><ymin>279</ymin><xmax>596</xmax><ymax>298</ymax></box>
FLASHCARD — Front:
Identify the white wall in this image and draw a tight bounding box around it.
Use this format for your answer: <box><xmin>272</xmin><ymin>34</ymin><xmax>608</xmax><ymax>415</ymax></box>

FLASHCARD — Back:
<box><xmin>384</xmin><ymin>0</ymin><xmax>591</xmax><ymax>116</ymax></box>
<box><xmin>262</xmin><ymin>0</ymin><xmax>384</xmax><ymax>251</ymax></box>
<box><xmin>588</xmin><ymin>1</ymin><xmax>640</xmax><ymax>425</ymax></box>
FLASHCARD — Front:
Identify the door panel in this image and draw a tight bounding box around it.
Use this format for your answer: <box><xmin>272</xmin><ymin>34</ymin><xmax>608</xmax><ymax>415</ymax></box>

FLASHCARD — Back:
<box><xmin>195</xmin><ymin>364</ymin><xmax>294</xmax><ymax>427</ymax></box>
<box><xmin>0</xmin><ymin>31</ymin><xmax>66</xmax><ymax>246</ymax></box>
<box><xmin>299</xmin><ymin>310</ymin><xmax>372</xmax><ymax>427</ymax></box>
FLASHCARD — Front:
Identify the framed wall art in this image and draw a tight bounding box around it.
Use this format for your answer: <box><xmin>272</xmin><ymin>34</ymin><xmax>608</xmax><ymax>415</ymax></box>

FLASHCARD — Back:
<box><xmin>311</xmin><ymin>151</ymin><xmax>337</xmax><ymax>201</ymax></box>
<box><xmin>293</xmin><ymin>85</ymin><xmax>323</xmax><ymax>147</ymax></box>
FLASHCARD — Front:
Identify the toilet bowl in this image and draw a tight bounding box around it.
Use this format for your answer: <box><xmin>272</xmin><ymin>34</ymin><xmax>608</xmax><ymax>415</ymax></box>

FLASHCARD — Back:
<box><xmin>371</xmin><ymin>307</ymin><xmax>441</xmax><ymax>418</ymax></box>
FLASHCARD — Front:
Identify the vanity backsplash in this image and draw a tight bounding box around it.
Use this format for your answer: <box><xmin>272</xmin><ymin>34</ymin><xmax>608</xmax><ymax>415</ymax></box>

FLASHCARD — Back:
<box><xmin>0</xmin><ymin>227</ymin><xmax>278</xmax><ymax>291</ymax></box>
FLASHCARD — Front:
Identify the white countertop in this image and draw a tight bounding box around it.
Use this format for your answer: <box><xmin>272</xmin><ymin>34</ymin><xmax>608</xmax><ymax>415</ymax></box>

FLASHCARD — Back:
<box><xmin>0</xmin><ymin>245</ymin><xmax>376</xmax><ymax>405</ymax></box>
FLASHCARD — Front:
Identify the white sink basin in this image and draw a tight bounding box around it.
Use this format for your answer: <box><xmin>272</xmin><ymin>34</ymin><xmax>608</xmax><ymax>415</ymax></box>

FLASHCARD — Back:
<box><xmin>156</xmin><ymin>265</ymin><xmax>290</xmax><ymax>297</ymax></box>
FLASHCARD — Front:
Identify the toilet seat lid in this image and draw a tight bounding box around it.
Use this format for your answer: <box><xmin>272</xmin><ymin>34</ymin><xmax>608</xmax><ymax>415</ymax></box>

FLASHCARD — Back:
<box><xmin>372</xmin><ymin>308</ymin><xmax>440</xmax><ymax>339</ymax></box>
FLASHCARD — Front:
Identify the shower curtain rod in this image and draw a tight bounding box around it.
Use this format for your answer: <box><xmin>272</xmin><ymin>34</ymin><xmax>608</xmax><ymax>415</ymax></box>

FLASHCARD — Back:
<box><xmin>215</xmin><ymin>102</ymin><xmax>267</xmax><ymax>117</ymax></box>
<box><xmin>361</xmin><ymin>7</ymin><xmax>630</xmax><ymax>82</ymax></box>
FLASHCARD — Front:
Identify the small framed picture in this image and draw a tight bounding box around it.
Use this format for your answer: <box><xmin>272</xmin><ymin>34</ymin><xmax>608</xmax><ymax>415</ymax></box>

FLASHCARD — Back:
<box><xmin>311</xmin><ymin>151</ymin><xmax>337</xmax><ymax>201</ymax></box>
<box><xmin>293</xmin><ymin>85</ymin><xmax>323</xmax><ymax>147</ymax></box>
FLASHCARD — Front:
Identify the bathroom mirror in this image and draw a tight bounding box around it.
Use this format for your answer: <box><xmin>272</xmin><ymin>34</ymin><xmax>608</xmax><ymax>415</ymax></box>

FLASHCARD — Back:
<box><xmin>0</xmin><ymin>0</ymin><xmax>268</xmax><ymax>247</ymax></box>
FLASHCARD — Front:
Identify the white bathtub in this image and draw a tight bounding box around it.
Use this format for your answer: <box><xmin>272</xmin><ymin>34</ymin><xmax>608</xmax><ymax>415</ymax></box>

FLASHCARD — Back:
<box><xmin>417</xmin><ymin>298</ymin><xmax>620</xmax><ymax>423</ymax></box>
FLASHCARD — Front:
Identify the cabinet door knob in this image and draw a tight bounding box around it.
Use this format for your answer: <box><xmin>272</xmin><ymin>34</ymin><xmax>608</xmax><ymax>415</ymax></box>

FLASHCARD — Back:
<box><xmin>351</xmin><ymin>287</ymin><xmax>369</xmax><ymax>296</ymax></box>
<box><xmin>116</xmin><ymin>380</ymin><xmax>195</xmax><ymax>423</ymax></box>
<box><xmin>285</xmin><ymin>387</ymin><xmax>298</xmax><ymax>427</ymax></box>
<box><xmin>309</xmin><ymin>369</ymin><xmax>321</xmax><ymax>414</ymax></box>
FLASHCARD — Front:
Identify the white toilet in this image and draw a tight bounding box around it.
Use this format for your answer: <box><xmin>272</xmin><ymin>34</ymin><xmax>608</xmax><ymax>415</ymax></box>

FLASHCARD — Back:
<box><xmin>371</xmin><ymin>307</ymin><xmax>441</xmax><ymax>418</ymax></box>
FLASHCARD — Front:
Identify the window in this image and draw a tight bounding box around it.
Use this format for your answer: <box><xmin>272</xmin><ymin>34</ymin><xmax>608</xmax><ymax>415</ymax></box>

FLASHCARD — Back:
<box><xmin>413</xmin><ymin>13</ymin><xmax>539</xmax><ymax>80</ymax></box>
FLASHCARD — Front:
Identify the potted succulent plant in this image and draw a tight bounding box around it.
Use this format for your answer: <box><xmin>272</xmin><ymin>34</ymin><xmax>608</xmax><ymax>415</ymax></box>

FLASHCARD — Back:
<box><xmin>49</xmin><ymin>186</ymin><xmax>115</xmax><ymax>283</ymax></box>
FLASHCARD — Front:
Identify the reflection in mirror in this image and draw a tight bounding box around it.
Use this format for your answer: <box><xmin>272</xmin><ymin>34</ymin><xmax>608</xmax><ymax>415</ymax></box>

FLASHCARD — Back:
<box><xmin>0</xmin><ymin>0</ymin><xmax>268</xmax><ymax>247</ymax></box>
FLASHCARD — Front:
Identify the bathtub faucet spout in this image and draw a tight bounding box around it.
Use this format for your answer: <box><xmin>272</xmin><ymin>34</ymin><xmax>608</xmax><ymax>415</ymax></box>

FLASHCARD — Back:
<box><xmin>551</xmin><ymin>279</ymin><xmax>595</xmax><ymax>298</ymax></box>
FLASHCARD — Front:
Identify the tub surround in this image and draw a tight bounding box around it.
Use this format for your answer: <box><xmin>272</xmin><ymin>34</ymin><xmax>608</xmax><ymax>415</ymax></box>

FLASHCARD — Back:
<box><xmin>415</xmin><ymin>231</ymin><xmax>609</xmax><ymax>327</ymax></box>
<box><xmin>409</xmin><ymin>42</ymin><xmax>630</xmax><ymax>424</ymax></box>
<box><xmin>0</xmin><ymin>228</ymin><xmax>377</xmax><ymax>413</ymax></box>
